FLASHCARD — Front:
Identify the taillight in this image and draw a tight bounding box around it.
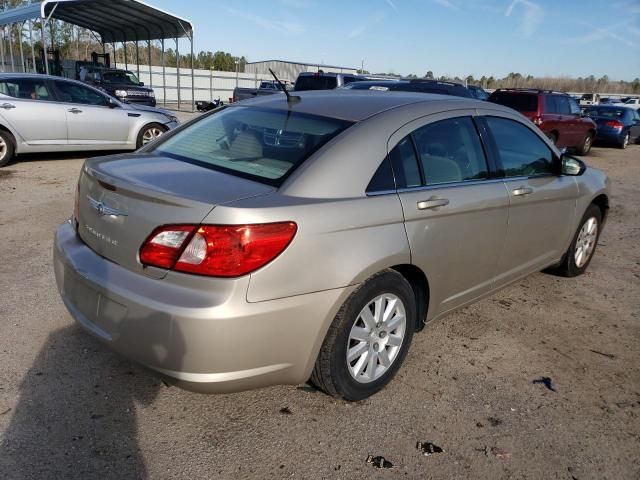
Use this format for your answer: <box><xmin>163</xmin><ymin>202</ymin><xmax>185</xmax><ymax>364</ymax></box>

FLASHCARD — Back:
<box><xmin>532</xmin><ymin>116</ymin><xmax>543</xmax><ymax>126</ymax></box>
<box><xmin>73</xmin><ymin>181</ymin><xmax>80</xmax><ymax>226</ymax></box>
<box><xmin>606</xmin><ymin>120</ymin><xmax>624</xmax><ymax>129</ymax></box>
<box><xmin>139</xmin><ymin>223</ymin><xmax>297</xmax><ymax>277</ymax></box>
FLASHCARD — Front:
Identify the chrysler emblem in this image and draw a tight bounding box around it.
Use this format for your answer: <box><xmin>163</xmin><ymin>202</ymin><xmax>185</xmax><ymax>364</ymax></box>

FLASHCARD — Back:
<box><xmin>87</xmin><ymin>195</ymin><xmax>128</xmax><ymax>217</ymax></box>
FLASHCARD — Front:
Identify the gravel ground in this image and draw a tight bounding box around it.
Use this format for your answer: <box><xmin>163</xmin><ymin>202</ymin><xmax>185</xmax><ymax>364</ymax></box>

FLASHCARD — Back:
<box><xmin>0</xmin><ymin>139</ymin><xmax>638</xmax><ymax>479</ymax></box>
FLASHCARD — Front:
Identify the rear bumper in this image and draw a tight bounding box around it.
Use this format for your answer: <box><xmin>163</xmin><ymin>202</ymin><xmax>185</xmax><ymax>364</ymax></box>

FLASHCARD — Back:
<box><xmin>594</xmin><ymin>129</ymin><xmax>624</xmax><ymax>144</ymax></box>
<box><xmin>54</xmin><ymin>221</ymin><xmax>353</xmax><ymax>393</ymax></box>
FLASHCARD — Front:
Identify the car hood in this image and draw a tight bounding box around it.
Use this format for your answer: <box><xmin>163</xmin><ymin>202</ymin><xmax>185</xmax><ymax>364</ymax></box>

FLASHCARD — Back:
<box><xmin>122</xmin><ymin>103</ymin><xmax>173</xmax><ymax>117</ymax></box>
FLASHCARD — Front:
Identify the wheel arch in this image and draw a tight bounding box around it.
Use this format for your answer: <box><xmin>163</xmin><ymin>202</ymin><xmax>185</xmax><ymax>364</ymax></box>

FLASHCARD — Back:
<box><xmin>0</xmin><ymin>123</ymin><xmax>17</xmax><ymax>150</ymax></box>
<box><xmin>390</xmin><ymin>264</ymin><xmax>430</xmax><ymax>332</ymax></box>
<box><xmin>591</xmin><ymin>193</ymin><xmax>609</xmax><ymax>224</ymax></box>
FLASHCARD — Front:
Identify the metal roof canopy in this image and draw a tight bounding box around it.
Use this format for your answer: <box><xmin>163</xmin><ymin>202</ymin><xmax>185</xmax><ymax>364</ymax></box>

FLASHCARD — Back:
<box><xmin>0</xmin><ymin>0</ymin><xmax>193</xmax><ymax>42</ymax></box>
<box><xmin>0</xmin><ymin>0</ymin><xmax>196</xmax><ymax>110</ymax></box>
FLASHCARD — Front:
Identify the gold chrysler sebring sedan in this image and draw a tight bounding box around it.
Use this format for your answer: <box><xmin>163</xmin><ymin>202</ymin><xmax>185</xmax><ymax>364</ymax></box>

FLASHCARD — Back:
<box><xmin>54</xmin><ymin>91</ymin><xmax>610</xmax><ymax>401</ymax></box>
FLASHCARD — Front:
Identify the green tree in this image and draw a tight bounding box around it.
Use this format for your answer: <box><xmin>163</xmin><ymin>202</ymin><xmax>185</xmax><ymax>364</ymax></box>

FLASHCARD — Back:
<box><xmin>425</xmin><ymin>70</ymin><xmax>434</xmax><ymax>79</ymax></box>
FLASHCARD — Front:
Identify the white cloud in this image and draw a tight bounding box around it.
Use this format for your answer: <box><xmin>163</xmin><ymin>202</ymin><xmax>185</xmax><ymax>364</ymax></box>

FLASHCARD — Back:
<box><xmin>224</xmin><ymin>7</ymin><xmax>305</xmax><ymax>35</ymax></box>
<box><xmin>348</xmin><ymin>11</ymin><xmax>386</xmax><ymax>39</ymax></box>
<box><xmin>571</xmin><ymin>21</ymin><xmax>637</xmax><ymax>48</ymax></box>
<box><xmin>432</xmin><ymin>0</ymin><xmax>458</xmax><ymax>10</ymax></box>
<box><xmin>505</xmin><ymin>0</ymin><xmax>543</xmax><ymax>38</ymax></box>
<box><xmin>386</xmin><ymin>0</ymin><xmax>398</xmax><ymax>11</ymax></box>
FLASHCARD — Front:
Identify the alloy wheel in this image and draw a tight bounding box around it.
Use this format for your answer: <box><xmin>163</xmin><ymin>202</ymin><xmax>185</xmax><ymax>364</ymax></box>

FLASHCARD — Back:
<box><xmin>574</xmin><ymin>216</ymin><xmax>598</xmax><ymax>268</ymax></box>
<box><xmin>0</xmin><ymin>136</ymin><xmax>6</xmax><ymax>161</ymax></box>
<box><xmin>142</xmin><ymin>127</ymin><xmax>165</xmax><ymax>145</ymax></box>
<box><xmin>347</xmin><ymin>293</ymin><xmax>407</xmax><ymax>384</ymax></box>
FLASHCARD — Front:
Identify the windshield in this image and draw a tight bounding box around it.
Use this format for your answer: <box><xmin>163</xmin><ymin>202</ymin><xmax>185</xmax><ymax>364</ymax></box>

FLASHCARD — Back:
<box><xmin>490</xmin><ymin>92</ymin><xmax>538</xmax><ymax>112</ymax></box>
<box><xmin>153</xmin><ymin>106</ymin><xmax>353</xmax><ymax>185</ymax></box>
<box><xmin>625</xmin><ymin>99</ymin><xmax>637</xmax><ymax>104</ymax></box>
<box><xmin>102</xmin><ymin>71</ymin><xmax>140</xmax><ymax>85</ymax></box>
<box><xmin>586</xmin><ymin>107</ymin><xmax>626</xmax><ymax>118</ymax></box>
<box><xmin>294</xmin><ymin>76</ymin><xmax>338</xmax><ymax>91</ymax></box>
<box><xmin>581</xmin><ymin>94</ymin><xmax>594</xmax><ymax>100</ymax></box>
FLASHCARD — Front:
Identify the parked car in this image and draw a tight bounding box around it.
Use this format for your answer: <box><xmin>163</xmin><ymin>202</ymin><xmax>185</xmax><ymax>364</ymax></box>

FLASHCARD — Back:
<box><xmin>467</xmin><ymin>84</ymin><xmax>489</xmax><ymax>100</ymax></box>
<box><xmin>196</xmin><ymin>98</ymin><xmax>224</xmax><ymax>112</ymax></box>
<box><xmin>83</xmin><ymin>67</ymin><xmax>157</xmax><ymax>107</ymax></box>
<box><xmin>54</xmin><ymin>90</ymin><xmax>610</xmax><ymax>401</ymax></box>
<box><xmin>0</xmin><ymin>73</ymin><xmax>178</xmax><ymax>167</ymax></box>
<box><xmin>488</xmin><ymin>88</ymin><xmax>597</xmax><ymax>155</ymax></box>
<box><xmin>293</xmin><ymin>72</ymin><xmax>364</xmax><ymax>91</ymax></box>
<box><xmin>621</xmin><ymin>98</ymin><xmax>640</xmax><ymax>110</ymax></box>
<box><xmin>233</xmin><ymin>80</ymin><xmax>289</xmax><ymax>103</ymax></box>
<box><xmin>344</xmin><ymin>79</ymin><xmax>473</xmax><ymax>98</ymax></box>
<box><xmin>580</xmin><ymin>93</ymin><xmax>600</xmax><ymax>107</ymax></box>
<box><xmin>585</xmin><ymin>105</ymin><xmax>640</xmax><ymax>148</ymax></box>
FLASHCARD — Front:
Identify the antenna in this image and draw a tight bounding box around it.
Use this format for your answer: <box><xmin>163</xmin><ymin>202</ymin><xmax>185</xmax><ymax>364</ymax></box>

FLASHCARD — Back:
<box><xmin>269</xmin><ymin>68</ymin><xmax>300</xmax><ymax>104</ymax></box>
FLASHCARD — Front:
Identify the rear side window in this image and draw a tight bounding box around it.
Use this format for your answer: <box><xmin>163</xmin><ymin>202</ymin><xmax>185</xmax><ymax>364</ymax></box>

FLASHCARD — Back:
<box><xmin>54</xmin><ymin>81</ymin><xmax>109</xmax><ymax>106</ymax></box>
<box><xmin>490</xmin><ymin>92</ymin><xmax>538</xmax><ymax>112</ymax></box>
<box><xmin>389</xmin><ymin>137</ymin><xmax>421</xmax><ymax>188</ymax></box>
<box><xmin>153</xmin><ymin>106</ymin><xmax>352</xmax><ymax>185</ymax></box>
<box><xmin>294</xmin><ymin>76</ymin><xmax>338</xmax><ymax>91</ymax></box>
<box><xmin>412</xmin><ymin>117</ymin><xmax>488</xmax><ymax>185</ymax></box>
<box><xmin>485</xmin><ymin>116</ymin><xmax>555</xmax><ymax>177</ymax></box>
<box><xmin>0</xmin><ymin>78</ymin><xmax>52</xmax><ymax>101</ymax></box>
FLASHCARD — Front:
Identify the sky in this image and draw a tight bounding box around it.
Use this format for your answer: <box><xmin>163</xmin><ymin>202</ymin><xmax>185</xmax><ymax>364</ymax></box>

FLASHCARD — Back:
<box><xmin>149</xmin><ymin>0</ymin><xmax>640</xmax><ymax>81</ymax></box>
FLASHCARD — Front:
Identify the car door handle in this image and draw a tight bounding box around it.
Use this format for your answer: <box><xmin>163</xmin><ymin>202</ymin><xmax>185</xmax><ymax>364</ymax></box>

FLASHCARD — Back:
<box><xmin>1</xmin><ymin>103</ymin><xmax>16</xmax><ymax>109</ymax></box>
<box><xmin>68</xmin><ymin>108</ymin><xmax>83</xmax><ymax>114</ymax></box>
<box><xmin>512</xmin><ymin>186</ymin><xmax>534</xmax><ymax>196</ymax></box>
<box><xmin>417</xmin><ymin>198</ymin><xmax>450</xmax><ymax>210</ymax></box>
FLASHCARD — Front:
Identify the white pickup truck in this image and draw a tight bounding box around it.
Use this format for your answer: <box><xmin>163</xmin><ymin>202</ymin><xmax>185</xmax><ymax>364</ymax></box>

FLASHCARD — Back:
<box><xmin>580</xmin><ymin>93</ymin><xmax>600</xmax><ymax>107</ymax></box>
<box><xmin>619</xmin><ymin>98</ymin><xmax>640</xmax><ymax>110</ymax></box>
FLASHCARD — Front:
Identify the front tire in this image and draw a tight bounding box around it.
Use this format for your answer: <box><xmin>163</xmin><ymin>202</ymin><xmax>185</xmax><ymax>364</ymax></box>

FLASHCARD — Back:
<box><xmin>136</xmin><ymin>123</ymin><xmax>168</xmax><ymax>149</ymax></box>
<box><xmin>547</xmin><ymin>204</ymin><xmax>602</xmax><ymax>277</ymax></box>
<box><xmin>310</xmin><ymin>270</ymin><xmax>416</xmax><ymax>401</ymax></box>
<box><xmin>0</xmin><ymin>129</ymin><xmax>16</xmax><ymax>168</ymax></box>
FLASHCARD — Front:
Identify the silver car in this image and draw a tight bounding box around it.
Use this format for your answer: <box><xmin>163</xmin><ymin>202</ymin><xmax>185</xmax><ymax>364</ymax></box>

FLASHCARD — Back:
<box><xmin>0</xmin><ymin>73</ymin><xmax>178</xmax><ymax>167</ymax></box>
<box><xmin>54</xmin><ymin>91</ymin><xmax>610</xmax><ymax>401</ymax></box>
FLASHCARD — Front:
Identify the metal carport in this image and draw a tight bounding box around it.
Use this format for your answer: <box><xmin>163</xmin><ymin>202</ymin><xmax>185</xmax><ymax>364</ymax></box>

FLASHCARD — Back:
<box><xmin>0</xmin><ymin>0</ymin><xmax>195</xmax><ymax>110</ymax></box>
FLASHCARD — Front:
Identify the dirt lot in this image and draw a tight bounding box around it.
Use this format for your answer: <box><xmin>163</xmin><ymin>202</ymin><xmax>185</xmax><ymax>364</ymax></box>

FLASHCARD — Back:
<box><xmin>0</xmin><ymin>140</ymin><xmax>638</xmax><ymax>479</ymax></box>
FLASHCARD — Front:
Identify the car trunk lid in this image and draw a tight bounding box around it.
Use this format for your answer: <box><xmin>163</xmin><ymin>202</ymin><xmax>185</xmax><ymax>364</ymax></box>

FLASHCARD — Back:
<box><xmin>77</xmin><ymin>154</ymin><xmax>275</xmax><ymax>279</ymax></box>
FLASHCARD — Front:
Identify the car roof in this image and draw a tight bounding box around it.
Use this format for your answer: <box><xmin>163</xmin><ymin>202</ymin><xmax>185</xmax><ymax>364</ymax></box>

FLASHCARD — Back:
<box><xmin>231</xmin><ymin>89</ymin><xmax>487</xmax><ymax>122</ymax></box>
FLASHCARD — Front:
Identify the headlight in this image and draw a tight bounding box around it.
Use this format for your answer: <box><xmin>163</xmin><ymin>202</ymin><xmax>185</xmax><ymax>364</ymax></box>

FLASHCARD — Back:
<box><xmin>115</xmin><ymin>90</ymin><xmax>128</xmax><ymax>97</ymax></box>
<box><xmin>148</xmin><ymin>91</ymin><xmax>156</xmax><ymax>98</ymax></box>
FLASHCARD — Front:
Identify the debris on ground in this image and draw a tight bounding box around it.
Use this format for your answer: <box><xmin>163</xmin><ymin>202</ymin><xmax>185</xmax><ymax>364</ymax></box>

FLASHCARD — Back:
<box><xmin>416</xmin><ymin>442</ymin><xmax>444</xmax><ymax>456</ymax></box>
<box><xmin>533</xmin><ymin>376</ymin><xmax>557</xmax><ymax>392</ymax></box>
<box><xmin>366</xmin><ymin>455</ymin><xmax>393</xmax><ymax>468</ymax></box>
<box><xmin>490</xmin><ymin>447</ymin><xmax>511</xmax><ymax>460</ymax></box>
<box><xmin>90</xmin><ymin>414</ymin><xmax>104</xmax><ymax>420</ymax></box>
<box><xmin>487</xmin><ymin>417</ymin><xmax>503</xmax><ymax>426</ymax></box>
<box><xmin>279</xmin><ymin>407</ymin><xmax>292</xmax><ymax>415</ymax></box>
<box><xmin>589</xmin><ymin>349</ymin><xmax>616</xmax><ymax>360</ymax></box>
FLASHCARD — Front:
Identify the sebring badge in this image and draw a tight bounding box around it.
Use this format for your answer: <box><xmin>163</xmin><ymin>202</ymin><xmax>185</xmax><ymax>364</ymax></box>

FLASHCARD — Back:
<box><xmin>87</xmin><ymin>196</ymin><xmax>128</xmax><ymax>217</ymax></box>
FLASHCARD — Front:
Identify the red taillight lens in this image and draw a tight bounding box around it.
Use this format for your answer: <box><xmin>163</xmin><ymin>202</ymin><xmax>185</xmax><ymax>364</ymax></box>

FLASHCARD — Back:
<box><xmin>532</xmin><ymin>116</ymin><xmax>543</xmax><ymax>126</ymax></box>
<box><xmin>606</xmin><ymin>120</ymin><xmax>624</xmax><ymax>129</ymax></box>
<box><xmin>140</xmin><ymin>223</ymin><xmax>297</xmax><ymax>277</ymax></box>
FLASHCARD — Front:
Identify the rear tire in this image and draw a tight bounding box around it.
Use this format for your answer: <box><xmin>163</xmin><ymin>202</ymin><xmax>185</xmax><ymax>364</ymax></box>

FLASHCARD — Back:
<box><xmin>619</xmin><ymin>131</ymin><xmax>630</xmax><ymax>149</ymax></box>
<box><xmin>0</xmin><ymin>129</ymin><xmax>15</xmax><ymax>168</ymax></box>
<box><xmin>546</xmin><ymin>204</ymin><xmax>602</xmax><ymax>278</ymax></box>
<box><xmin>577</xmin><ymin>132</ymin><xmax>593</xmax><ymax>156</ymax></box>
<box><xmin>310</xmin><ymin>270</ymin><xmax>416</xmax><ymax>401</ymax></box>
<box><xmin>136</xmin><ymin>123</ymin><xmax>168</xmax><ymax>149</ymax></box>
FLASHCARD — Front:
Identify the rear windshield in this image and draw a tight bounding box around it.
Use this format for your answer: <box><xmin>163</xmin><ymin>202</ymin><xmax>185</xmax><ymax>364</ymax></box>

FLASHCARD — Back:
<box><xmin>585</xmin><ymin>107</ymin><xmax>626</xmax><ymax>118</ymax></box>
<box><xmin>294</xmin><ymin>76</ymin><xmax>338</xmax><ymax>91</ymax></box>
<box><xmin>153</xmin><ymin>106</ymin><xmax>353</xmax><ymax>185</ymax></box>
<box><xmin>490</xmin><ymin>92</ymin><xmax>538</xmax><ymax>112</ymax></box>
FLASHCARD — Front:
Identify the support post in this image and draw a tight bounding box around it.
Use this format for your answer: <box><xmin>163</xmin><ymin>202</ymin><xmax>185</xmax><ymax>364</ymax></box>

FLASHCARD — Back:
<box><xmin>124</xmin><ymin>42</ymin><xmax>128</xmax><ymax>70</ymax></box>
<box><xmin>209</xmin><ymin>68</ymin><xmax>213</xmax><ymax>102</ymax></box>
<box><xmin>175</xmin><ymin>37</ymin><xmax>181</xmax><ymax>110</ymax></box>
<box><xmin>112</xmin><ymin>42</ymin><xmax>117</xmax><ymax>68</ymax></box>
<box><xmin>8</xmin><ymin>26</ymin><xmax>15</xmax><ymax>72</ymax></box>
<box><xmin>29</xmin><ymin>21</ymin><xmax>35</xmax><ymax>73</ymax></box>
<box><xmin>19</xmin><ymin>23</ymin><xmax>25</xmax><ymax>73</ymax></box>
<box><xmin>42</xmin><ymin>19</ymin><xmax>49</xmax><ymax>75</ymax></box>
<box><xmin>161</xmin><ymin>38</ymin><xmax>166</xmax><ymax>107</ymax></box>
<box><xmin>135</xmin><ymin>38</ymin><xmax>140</xmax><ymax>79</ymax></box>
<box><xmin>147</xmin><ymin>39</ymin><xmax>152</xmax><ymax>89</ymax></box>
<box><xmin>190</xmin><ymin>34</ymin><xmax>194</xmax><ymax>112</ymax></box>
<box><xmin>0</xmin><ymin>28</ymin><xmax>5</xmax><ymax>73</ymax></box>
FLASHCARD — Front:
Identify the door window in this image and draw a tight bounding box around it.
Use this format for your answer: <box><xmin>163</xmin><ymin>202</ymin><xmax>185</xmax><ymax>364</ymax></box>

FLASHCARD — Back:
<box><xmin>0</xmin><ymin>78</ymin><xmax>53</xmax><ymax>101</ymax></box>
<box><xmin>412</xmin><ymin>117</ymin><xmax>488</xmax><ymax>185</ymax></box>
<box><xmin>388</xmin><ymin>137</ymin><xmax>422</xmax><ymax>188</ymax></box>
<box><xmin>54</xmin><ymin>81</ymin><xmax>110</xmax><ymax>107</ymax></box>
<box><xmin>568</xmin><ymin>97</ymin><xmax>581</xmax><ymax>115</ymax></box>
<box><xmin>485</xmin><ymin>116</ymin><xmax>555</xmax><ymax>177</ymax></box>
<box><xmin>554</xmin><ymin>95</ymin><xmax>571</xmax><ymax>114</ymax></box>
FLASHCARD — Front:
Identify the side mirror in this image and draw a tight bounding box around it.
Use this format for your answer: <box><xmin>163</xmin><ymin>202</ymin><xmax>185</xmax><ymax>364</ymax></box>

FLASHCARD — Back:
<box><xmin>139</xmin><ymin>82</ymin><xmax>145</xmax><ymax>87</ymax></box>
<box><xmin>561</xmin><ymin>154</ymin><xmax>586</xmax><ymax>176</ymax></box>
